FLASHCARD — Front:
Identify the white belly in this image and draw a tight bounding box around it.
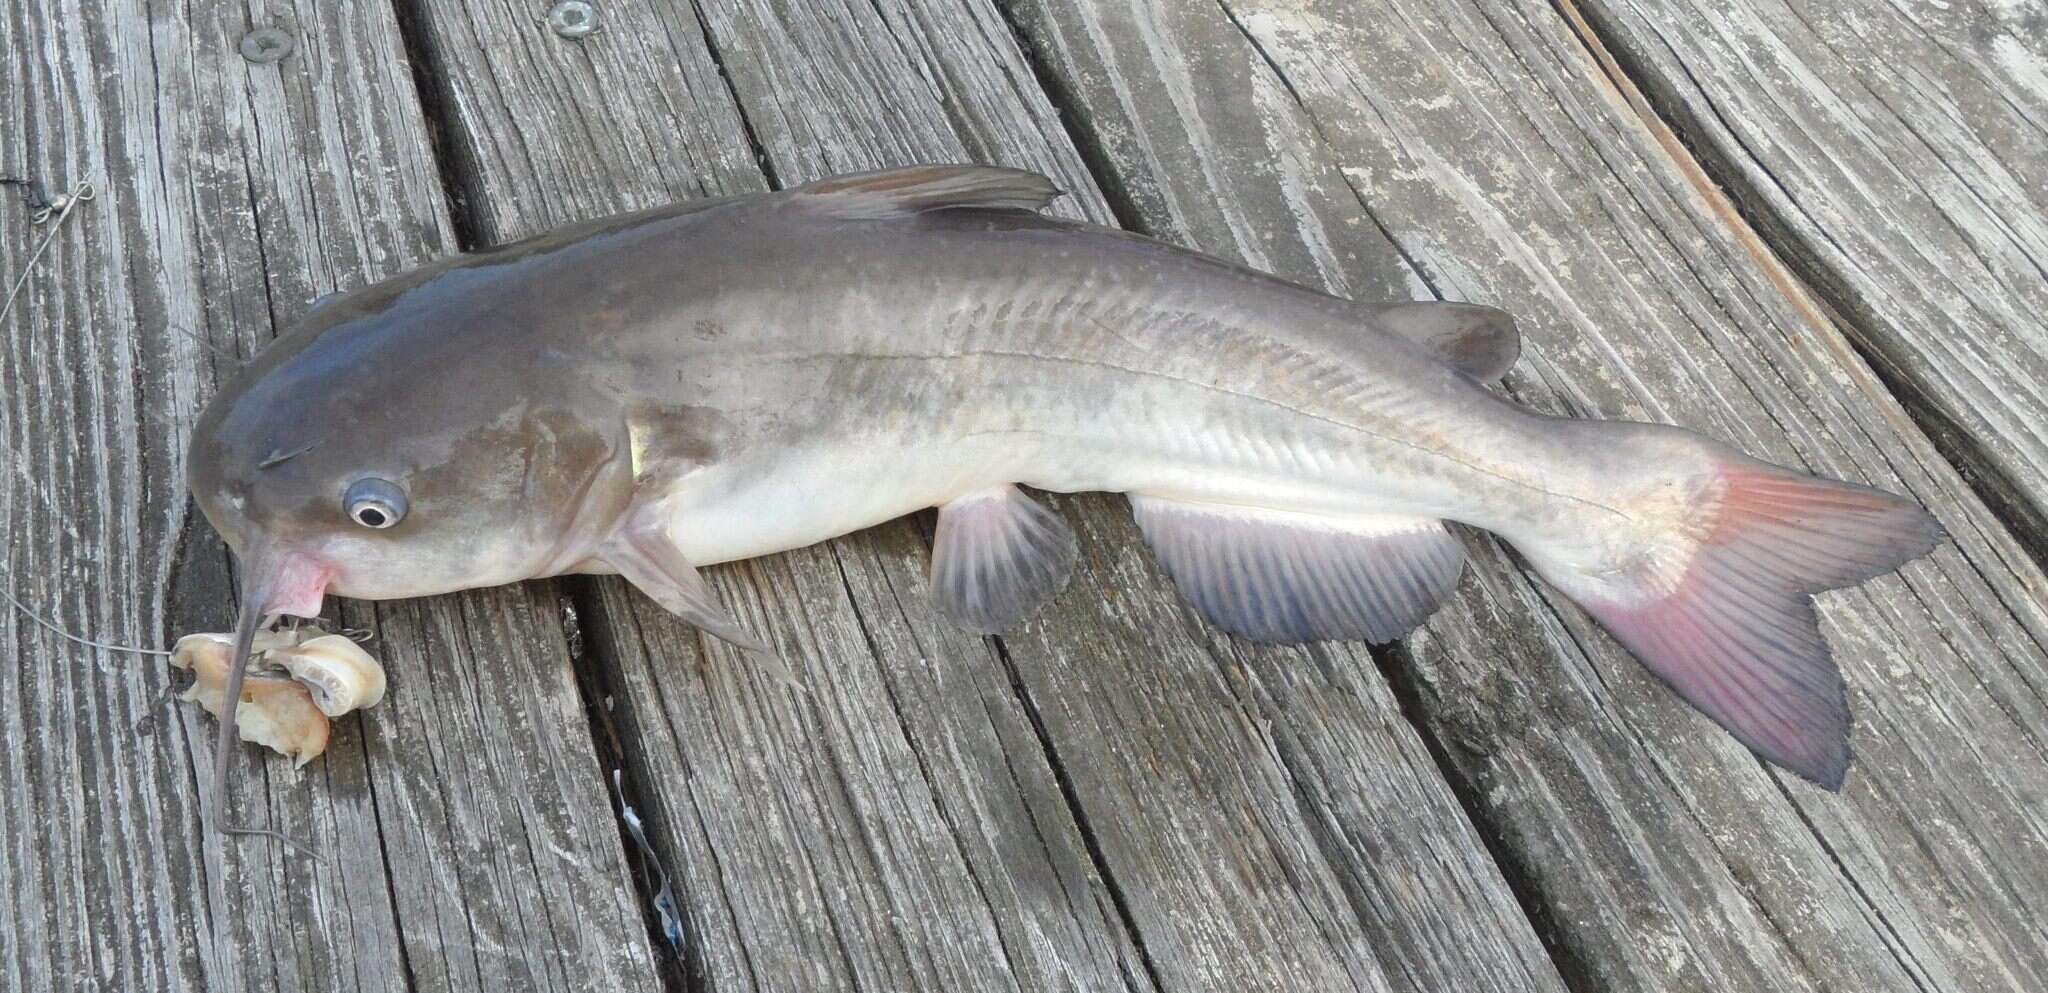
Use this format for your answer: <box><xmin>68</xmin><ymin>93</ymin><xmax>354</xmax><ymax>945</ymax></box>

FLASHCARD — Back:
<box><xmin>657</xmin><ymin>424</ymin><xmax>1403</xmax><ymax>567</ymax></box>
<box><xmin>663</xmin><ymin>435</ymin><xmax>1060</xmax><ymax>565</ymax></box>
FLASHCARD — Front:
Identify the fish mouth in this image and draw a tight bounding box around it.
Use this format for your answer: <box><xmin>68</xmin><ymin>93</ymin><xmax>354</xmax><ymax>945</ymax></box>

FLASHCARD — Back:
<box><xmin>255</xmin><ymin>549</ymin><xmax>334</xmax><ymax>618</ymax></box>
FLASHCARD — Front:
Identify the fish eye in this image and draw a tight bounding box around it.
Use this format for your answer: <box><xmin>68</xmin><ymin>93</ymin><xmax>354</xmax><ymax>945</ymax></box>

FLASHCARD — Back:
<box><xmin>343</xmin><ymin>477</ymin><xmax>408</xmax><ymax>529</ymax></box>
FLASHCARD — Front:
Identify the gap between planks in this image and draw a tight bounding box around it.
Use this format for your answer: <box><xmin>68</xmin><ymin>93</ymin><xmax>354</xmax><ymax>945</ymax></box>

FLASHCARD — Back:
<box><xmin>384</xmin><ymin>2</ymin><xmax>702</xmax><ymax>989</ymax></box>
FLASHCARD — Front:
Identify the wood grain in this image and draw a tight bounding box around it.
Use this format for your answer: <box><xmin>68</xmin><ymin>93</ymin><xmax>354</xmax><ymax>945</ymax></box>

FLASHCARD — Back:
<box><xmin>1571</xmin><ymin>0</ymin><xmax>2048</xmax><ymax>543</ymax></box>
<box><xmin>1004</xmin><ymin>0</ymin><xmax>2048</xmax><ymax>990</ymax></box>
<box><xmin>13</xmin><ymin>0</ymin><xmax>2044</xmax><ymax>989</ymax></box>
<box><xmin>0</xmin><ymin>2</ymin><xmax>660</xmax><ymax>990</ymax></box>
<box><xmin>401</xmin><ymin>0</ymin><xmax>1570</xmax><ymax>989</ymax></box>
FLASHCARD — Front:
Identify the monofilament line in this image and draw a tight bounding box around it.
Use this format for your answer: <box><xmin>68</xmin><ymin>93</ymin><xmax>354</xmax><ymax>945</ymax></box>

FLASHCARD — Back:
<box><xmin>1</xmin><ymin>180</ymin><xmax>170</xmax><ymax>657</ymax></box>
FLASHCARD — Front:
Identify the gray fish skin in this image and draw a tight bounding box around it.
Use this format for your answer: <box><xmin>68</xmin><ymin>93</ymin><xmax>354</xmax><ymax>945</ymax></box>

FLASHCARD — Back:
<box><xmin>189</xmin><ymin>165</ymin><xmax>1940</xmax><ymax>790</ymax></box>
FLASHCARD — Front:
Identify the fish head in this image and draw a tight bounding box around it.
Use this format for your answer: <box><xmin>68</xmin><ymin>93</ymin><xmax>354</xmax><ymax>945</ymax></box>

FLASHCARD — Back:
<box><xmin>186</xmin><ymin>272</ymin><xmax>644</xmax><ymax>847</ymax></box>
<box><xmin>188</xmin><ymin>296</ymin><xmax>637</xmax><ymax>620</ymax></box>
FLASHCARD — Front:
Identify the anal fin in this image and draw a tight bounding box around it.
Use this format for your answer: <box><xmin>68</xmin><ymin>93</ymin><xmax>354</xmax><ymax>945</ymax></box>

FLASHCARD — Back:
<box><xmin>931</xmin><ymin>485</ymin><xmax>1079</xmax><ymax>633</ymax></box>
<box><xmin>1131</xmin><ymin>497</ymin><xmax>1465</xmax><ymax>644</ymax></box>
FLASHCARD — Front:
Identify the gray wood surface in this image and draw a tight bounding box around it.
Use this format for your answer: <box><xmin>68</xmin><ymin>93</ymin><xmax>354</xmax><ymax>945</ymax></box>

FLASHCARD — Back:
<box><xmin>402</xmin><ymin>0</ymin><xmax>1568</xmax><ymax>990</ymax></box>
<box><xmin>1570</xmin><ymin>0</ymin><xmax>2048</xmax><ymax>541</ymax></box>
<box><xmin>0</xmin><ymin>2</ymin><xmax>660</xmax><ymax>991</ymax></box>
<box><xmin>6</xmin><ymin>0</ymin><xmax>2045</xmax><ymax>991</ymax></box>
<box><xmin>1004</xmin><ymin>1</ymin><xmax>2048</xmax><ymax>991</ymax></box>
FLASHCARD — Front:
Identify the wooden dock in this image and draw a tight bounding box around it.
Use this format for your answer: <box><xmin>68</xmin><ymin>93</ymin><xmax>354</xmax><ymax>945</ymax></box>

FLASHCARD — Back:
<box><xmin>4</xmin><ymin>1</ymin><xmax>2044</xmax><ymax>990</ymax></box>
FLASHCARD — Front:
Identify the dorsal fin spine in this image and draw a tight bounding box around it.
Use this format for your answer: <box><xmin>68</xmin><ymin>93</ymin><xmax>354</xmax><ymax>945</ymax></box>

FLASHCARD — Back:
<box><xmin>792</xmin><ymin>164</ymin><xmax>1063</xmax><ymax>219</ymax></box>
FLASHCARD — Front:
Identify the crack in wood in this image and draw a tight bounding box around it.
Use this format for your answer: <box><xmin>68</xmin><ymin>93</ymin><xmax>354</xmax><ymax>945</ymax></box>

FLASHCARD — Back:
<box><xmin>1363</xmin><ymin>639</ymin><xmax>1606</xmax><ymax>993</ymax></box>
<box><xmin>986</xmin><ymin>636</ymin><xmax>1169</xmax><ymax>993</ymax></box>
<box><xmin>683</xmin><ymin>0</ymin><xmax>780</xmax><ymax>190</ymax></box>
<box><xmin>560</xmin><ymin>582</ymin><xmax>700</xmax><ymax>993</ymax></box>
<box><xmin>389</xmin><ymin>0</ymin><xmax>486</xmax><ymax>251</ymax></box>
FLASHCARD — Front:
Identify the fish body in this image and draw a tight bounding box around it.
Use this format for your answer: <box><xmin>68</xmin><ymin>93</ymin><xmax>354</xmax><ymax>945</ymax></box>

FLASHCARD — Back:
<box><xmin>203</xmin><ymin>184</ymin><xmax>1506</xmax><ymax>577</ymax></box>
<box><xmin>191</xmin><ymin>166</ymin><xmax>1940</xmax><ymax>793</ymax></box>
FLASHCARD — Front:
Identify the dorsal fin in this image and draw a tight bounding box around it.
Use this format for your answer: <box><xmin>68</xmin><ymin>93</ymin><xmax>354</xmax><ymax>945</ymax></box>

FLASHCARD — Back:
<box><xmin>1365</xmin><ymin>301</ymin><xmax>1521</xmax><ymax>381</ymax></box>
<box><xmin>792</xmin><ymin>165</ymin><xmax>1062</xmax><ymax>219</ymax></box>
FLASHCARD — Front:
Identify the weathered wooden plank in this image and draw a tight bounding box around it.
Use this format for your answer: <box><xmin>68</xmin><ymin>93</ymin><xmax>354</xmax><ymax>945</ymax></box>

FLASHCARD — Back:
<box><xmin>1569</xmin><ymin>0</ymin><xmax>2048</xmax><ymax>542</ymax></box>
<box><xmin>404</xmin><ymin>0</ymin><xmax>1571</xmax><ymax>990</ymax></box>
<box><xmin>0</xmin><ymin>2</ymin><xmax>661</xmax><ymax>991</ymax></box>
<box><xmin>1004</xmin><ymin>0</ymin><xmax>2048</xmax><ymax>991</ymax></box>
<box><xmin>396</xmin><ymin>3</ymin><xmax>1156</xmax><ymax>991</ymax></box>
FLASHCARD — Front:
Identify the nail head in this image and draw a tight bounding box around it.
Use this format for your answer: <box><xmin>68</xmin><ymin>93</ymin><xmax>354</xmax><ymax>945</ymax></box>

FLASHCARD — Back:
<box><xmin>239</xmin><ymin>27</ymin><xmax>295</xmax><ymax>64</ymax></box>
<box><xmin>546</xmin><ymin>0</ymin><xmax>599</xmax><ymax>39</ymax></box>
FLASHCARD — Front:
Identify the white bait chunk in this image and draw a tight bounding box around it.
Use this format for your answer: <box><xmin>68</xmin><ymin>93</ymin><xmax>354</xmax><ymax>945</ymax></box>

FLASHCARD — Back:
<box><xmin>169</xmin><ymin>628</ymin><xmax>388</xmax><ymax>767</ymax></box>
<box><xmin>277</xmin><ymin>633</ymin><xmax>387</xmax><ymax>717</ymax></box>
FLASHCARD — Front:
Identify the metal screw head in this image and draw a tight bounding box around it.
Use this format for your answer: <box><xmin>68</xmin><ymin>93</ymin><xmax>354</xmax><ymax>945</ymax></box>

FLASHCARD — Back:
<box><xmin>546</xmin><ymin>0</ymin><xmax>598</xmax><ymax>39</ymax></box>
<box><xmin>239</xmin><ymin>27</ymin><xmax>294</xmax><ymax>64</ymax></box>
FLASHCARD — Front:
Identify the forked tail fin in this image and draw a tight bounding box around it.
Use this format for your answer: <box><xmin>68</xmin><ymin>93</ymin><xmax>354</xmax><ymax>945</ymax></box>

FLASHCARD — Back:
<box><xmin>1523</xmin><ymin>447</ymin><xmax>1942</xmax><ymax>789</ymax></box>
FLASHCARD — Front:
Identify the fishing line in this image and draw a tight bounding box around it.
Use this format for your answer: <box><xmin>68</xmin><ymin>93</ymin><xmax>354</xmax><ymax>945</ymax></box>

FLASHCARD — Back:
<box><xmin>1</xmin><ymin>178</ymin><xmax>171</xmax><ymax>658</ymax></box>
<box><xmin>7</xmin><ymin>179</ymin><xmax>325</xmax><ymax>857</ymax></box>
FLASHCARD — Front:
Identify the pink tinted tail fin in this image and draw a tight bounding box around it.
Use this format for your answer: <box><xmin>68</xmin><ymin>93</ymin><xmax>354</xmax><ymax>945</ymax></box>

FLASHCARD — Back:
<box><xmin>1536</xmin><ymin>456</ymin><xmax>1941</xmax><ymax>789</ymax></box>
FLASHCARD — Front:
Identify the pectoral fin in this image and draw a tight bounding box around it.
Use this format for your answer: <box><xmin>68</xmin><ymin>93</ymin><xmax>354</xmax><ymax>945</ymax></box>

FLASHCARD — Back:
<box><xmin>600</xmin><ymin>521</ymin><xmax>772</xmax><ymax>656</ymax></box>
<box><xmin>1131</xmin><ymin>496</ymin><xmax>1465</xmax><ymax>644</ymax></box>
<box><xmin>931</xmin><ymin>485</ymin><xmax>1078</xmax><ymax>633</ymax></box>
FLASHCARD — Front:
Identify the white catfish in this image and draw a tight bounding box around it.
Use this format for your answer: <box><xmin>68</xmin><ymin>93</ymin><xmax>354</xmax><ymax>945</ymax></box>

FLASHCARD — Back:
<box><xmin>188</xmin><ymin>164</ymin><xmax>1939</xmax><ymax>819</ymax></box>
